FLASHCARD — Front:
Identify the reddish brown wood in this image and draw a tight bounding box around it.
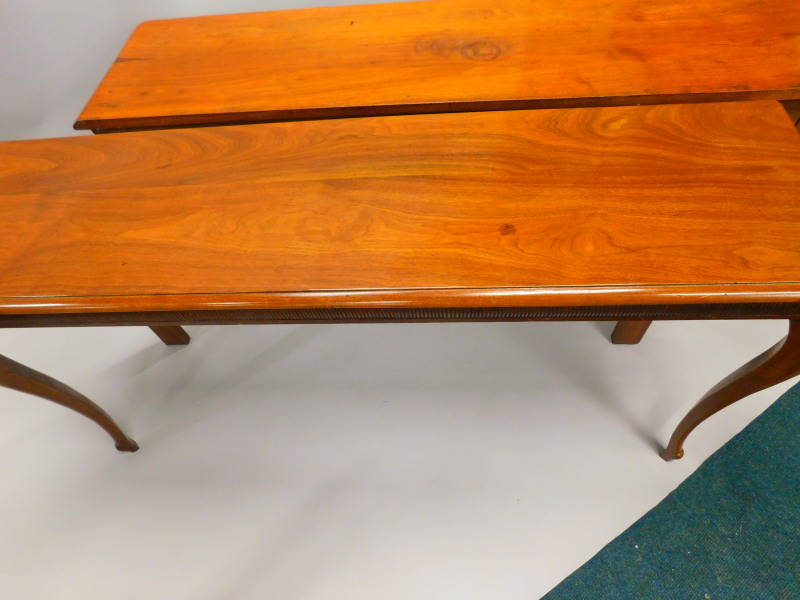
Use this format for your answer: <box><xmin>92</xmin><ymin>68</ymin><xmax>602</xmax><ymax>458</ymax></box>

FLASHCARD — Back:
<box><xmin>149</xmin><ymin>326</ymin><xmax>190</xmax><ymax>345</ymax></box>
<box><xmin>74</xmin><ymin>0</ymin><xmax>800</xmax><ymax>132</ymax></box>
<box><xmin>5</xmin><ymin>285</ymin><xmax>800</xmax><ymax>315</ymax></box>
<box><xmin>0</xmin><ymin>303</ymin><xmax>798</xmax><ymax>329</ymax></box>
<box><xmin>662</xmin><ymin>319</ymin><xmax>800</xmax><ymax>460</ymax></box>
<box><xmin>611</xmin><ymin>320</ymin><xmax>652</xmax><ymax>344</ymax></box>
<box><xmin>5</xmin><ymin>101</ymin><xmax>800</xmax><ymax>315</ymax></box>
<box><xmin>781</xmin><ymin>100</ymin><xmax>800</xmax><ymax>129</ymax></box>
<box><xmin>4</xmin><ymin>100</ymin><xmax>800</xmax><ymax>456</ymax></box>
<box><xmin>0</xmin><ymin>354</ymin><xmax>138</xmax><ymax>451</ymax></box>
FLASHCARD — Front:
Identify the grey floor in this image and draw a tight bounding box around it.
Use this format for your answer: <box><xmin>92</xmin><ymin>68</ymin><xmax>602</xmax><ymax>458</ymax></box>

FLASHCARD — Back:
<box><xmin>0</xmin><ymin>2</ymin><xmax>794</xmax><ymax>598</ymax></box>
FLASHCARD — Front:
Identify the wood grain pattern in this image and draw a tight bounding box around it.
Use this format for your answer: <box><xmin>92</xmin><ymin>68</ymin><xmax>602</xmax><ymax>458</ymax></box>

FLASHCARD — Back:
<box><xmin>5</xmin><ymin>101</ymin><xmax>800</xmax><ymax>314</ymax></box>
<box><xmin>74</xmin><ymin>0</ymin><xmax>800</xmax><ymax>131</ymax></box>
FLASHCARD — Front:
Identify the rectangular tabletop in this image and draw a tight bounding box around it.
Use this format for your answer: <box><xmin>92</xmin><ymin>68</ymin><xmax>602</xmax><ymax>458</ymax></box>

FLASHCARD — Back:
<box><xmin>4</xmin><ymin>100</ymin><xmax>800</xmax><ymax>314</ymax></box>
<box><xmin>75</xmin><ymin>0</ymin><xmax>800</xmax><ymax>131</ymax></box>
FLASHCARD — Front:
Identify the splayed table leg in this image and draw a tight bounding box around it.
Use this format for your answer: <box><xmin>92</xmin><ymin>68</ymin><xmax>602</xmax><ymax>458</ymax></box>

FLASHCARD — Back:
<box><xmin>661</xmin><ymin>319</ymin><xmax>800</xmax><ymax>460</ymax></box>
<box><xmin>0</xmin><ymin>353</ymin><xmax>138</xmax><ymax>452</ymax></box>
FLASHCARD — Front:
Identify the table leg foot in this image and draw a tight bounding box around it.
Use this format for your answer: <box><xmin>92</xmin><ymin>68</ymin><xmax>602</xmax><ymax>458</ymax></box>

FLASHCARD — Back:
<box><xmin>661</xmin><ymin>319</ymin><xmax>800</xmax><ymax>461</ymax></box>
<box><xmin>0</xmin><ymin>353</ymin><xmax>138</xmax><ymax>452</ymax></box>
<box><xmin>115</xmin><ymin>439</ymin><xmax>140</xmax><ymax>452</ymax></box>
<box><xmin>660</xmin><ymin>446</ymin><xmax>684</xmax><ymax>461</ymax></box>
<box><xmin>149</xmin><ymin>326</ymin><xmax>191</xmax><ymax>346</ymax></box>
<box><xmin>611</xmin><ymin>320</ymin><xmax>652</xmax><ymax>344</ymax></box>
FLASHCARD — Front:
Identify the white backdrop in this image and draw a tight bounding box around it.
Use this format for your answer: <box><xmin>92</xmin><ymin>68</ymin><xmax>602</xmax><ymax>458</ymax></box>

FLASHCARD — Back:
<box><xmin>0</xmin><ymin>2</ymin><xmax>793</xmax><ymax>599</ymax></box>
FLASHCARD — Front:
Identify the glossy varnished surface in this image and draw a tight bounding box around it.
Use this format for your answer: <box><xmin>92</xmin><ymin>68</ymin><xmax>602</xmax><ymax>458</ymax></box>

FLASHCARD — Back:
<box><xmin>75</xmin><ymin>0</ymin><xmax>800</xmax><ymax>130</ymax></box>
<box><xmin>4</xmin><ymin>101</ymin><xmax>800</xmax><ymax>314</ymax></box>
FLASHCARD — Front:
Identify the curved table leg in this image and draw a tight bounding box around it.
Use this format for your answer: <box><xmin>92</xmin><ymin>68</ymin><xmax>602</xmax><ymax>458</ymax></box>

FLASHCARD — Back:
<box><xmin>661</xmin><ymin>319</ymin><xmax>800</xmax><ymax>461</ymax></box>
<box><xmin>0</xmin><ymin>354</ymin><xmax>138</xmax><ymax>452</ymax></box>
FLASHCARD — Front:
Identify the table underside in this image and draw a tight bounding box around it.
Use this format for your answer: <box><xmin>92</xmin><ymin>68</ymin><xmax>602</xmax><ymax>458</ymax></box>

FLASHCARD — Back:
<box><xmin>3</xmin><ymin>308</ymin><xmax>800</xmax><ymax>462</ymax></box>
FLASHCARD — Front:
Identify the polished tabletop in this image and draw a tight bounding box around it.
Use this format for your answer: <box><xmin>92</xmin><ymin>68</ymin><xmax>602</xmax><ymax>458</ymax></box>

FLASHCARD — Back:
<box><xmin>75</xmin><ymin>0</ymin><xmax>800</xmax><ymax>131</ymax></box>
<box><xmin>3</xmin><ymin>101</ymin><xmax>800</xmax><ymax>314</ymax></box>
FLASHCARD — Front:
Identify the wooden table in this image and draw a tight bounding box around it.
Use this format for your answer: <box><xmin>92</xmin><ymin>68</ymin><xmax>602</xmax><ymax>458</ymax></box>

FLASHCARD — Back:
<box><xmin>73</xmin><ymin>0</ymin><xmax>800</xmax><ymax>375</ymax></box>
<box><xmin>3</xmin><ymin>100</ymin><xmax>800</xmax><ymax>459</ymax></box>
<box><xmin>75</xmin><ymin>0</ymin><xmax>800</xmax><ymax>132</ymax></box>
<box><xmin>71</xmin><ymin>0</ymin><xmax>800</xmax><ymax>349</ymax></box>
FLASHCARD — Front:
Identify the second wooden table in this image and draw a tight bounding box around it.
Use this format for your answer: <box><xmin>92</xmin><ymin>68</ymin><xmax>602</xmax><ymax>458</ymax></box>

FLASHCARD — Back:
<box><xmin>74</xmin><ymin>0</ymin><xmax>800</xmax><ymax>132</ymax></box>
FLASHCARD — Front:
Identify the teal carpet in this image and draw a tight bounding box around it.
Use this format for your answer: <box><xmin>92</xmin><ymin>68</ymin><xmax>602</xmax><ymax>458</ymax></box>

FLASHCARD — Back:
<box><xmin>543</xmin><ymin>383</ymin><xmax>800</xmax><ymax>599</ymax></box>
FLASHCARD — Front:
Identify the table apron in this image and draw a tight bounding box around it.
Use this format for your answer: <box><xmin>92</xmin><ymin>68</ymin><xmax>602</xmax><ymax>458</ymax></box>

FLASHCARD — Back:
<box><xmin>2</xmin><ymin>303</ymin><xmax>800</xmax><ymax>328</ymax></box>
